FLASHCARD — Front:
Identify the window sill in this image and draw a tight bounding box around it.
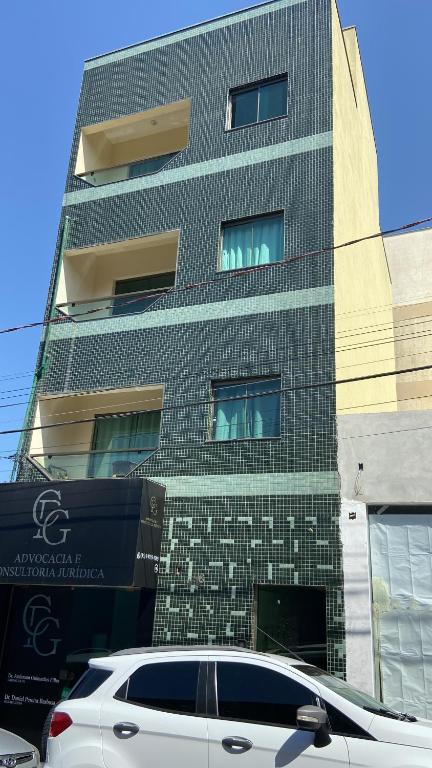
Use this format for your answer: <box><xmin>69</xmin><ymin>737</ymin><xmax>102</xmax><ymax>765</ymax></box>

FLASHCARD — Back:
<box><xmin>206</xmin><ymin>436</ymin><xmax>281</xmax><ymax>445</ymax></box>
<box><xmin>216</xmin><ymin>260</ymin><xmax>283</xmax><ymax>275</ymax></box>
<box><xmin>224</xmin><ymin>113</ymin><xmax>288</xmax><ymax>134</ymax></box>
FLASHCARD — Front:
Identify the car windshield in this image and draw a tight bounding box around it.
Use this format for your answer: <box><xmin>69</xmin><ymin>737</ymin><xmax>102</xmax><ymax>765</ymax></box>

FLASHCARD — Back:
<box><xmin>293</xmin><ymin>665</ymin><xmax>407</xmax><ymax>719</ymax></box>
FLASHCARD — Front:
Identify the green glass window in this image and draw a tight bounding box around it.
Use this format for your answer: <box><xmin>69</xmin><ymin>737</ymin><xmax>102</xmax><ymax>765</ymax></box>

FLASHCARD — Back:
<box><xmin>112</xmin><ymin>272</ymin><xmax>175</xmax><ymax>316</ymax></box>
<box><xmin>128</xmin><ymin>152</ymin><xmax>177</xmax><ymax>179</ymax></box>
<box><xmin>89</xmin><ymin>411</ymin><xmax>161</xmax><ymax>477</ymax></box>
<box><xmin>230</xmin><ymin>76</ymin><xmax>287</xmax><ymax>128</ymax></box>
<box><xmin>221</xmin><ymin>213</ymin><xmax>283</xmax><ymax>271</ymax></box>
<box><xmin>212</xmin><ymin>377</ymin><xmax>281</xmax><ymax>441</ymax></box>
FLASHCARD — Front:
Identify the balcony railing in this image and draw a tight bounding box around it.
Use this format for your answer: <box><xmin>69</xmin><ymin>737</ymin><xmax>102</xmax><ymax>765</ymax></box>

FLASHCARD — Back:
<box><xmin>77</xmin><ymin>151</ymin><xmax>178</xmax><ymax>187</ymax></box>
<box><xmin>56</xmin><ymin>286</ymin><xmax>171</xmax><ymax>321</ymax></box>
<box><xmin>29</xmin><ymin>448</ymin><xmax>157</xmax><ymax>481</ymax></box>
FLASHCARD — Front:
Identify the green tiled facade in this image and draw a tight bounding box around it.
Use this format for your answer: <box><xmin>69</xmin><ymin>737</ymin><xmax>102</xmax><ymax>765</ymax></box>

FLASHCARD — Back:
<box><xmin>18</xmin><ymin>0</ymin><xmax>345</xmax><ymax>674</ymax></box>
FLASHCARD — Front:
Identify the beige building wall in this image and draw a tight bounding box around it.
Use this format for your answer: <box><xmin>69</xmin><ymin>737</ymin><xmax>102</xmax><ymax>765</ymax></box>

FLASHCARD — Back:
<box><xmin>332</xmin><ymin>1</ymin><xmax>397</xmax><ymax>414</ymax></box>
<box><xmin>385</xmin><ymin>227</ymin><xmax>432</xmax><ymax>410</ymax></box>
<box><xmin>29</xmin><ymin>386</ymin><xmax>164</xmax><ymax>479</ymax></box>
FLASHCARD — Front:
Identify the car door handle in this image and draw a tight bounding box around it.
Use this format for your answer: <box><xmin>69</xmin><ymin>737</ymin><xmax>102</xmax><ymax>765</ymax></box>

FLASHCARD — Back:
<box><xmin>113</xmin><ymin>721</ymin><xmax>139</xmax><ymax>739</ymax></box>
<box><xmin>222</xmin><ymin>737</ymin><xmax>253</xmax><ymax>754</ymax></box>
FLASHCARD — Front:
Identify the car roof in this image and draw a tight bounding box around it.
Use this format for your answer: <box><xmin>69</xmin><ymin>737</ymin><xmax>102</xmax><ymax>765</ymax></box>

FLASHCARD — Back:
<box><xmin>90</xmin><ymin>645</ymin><xmax>301</xmax><ymax>669</ymax></box>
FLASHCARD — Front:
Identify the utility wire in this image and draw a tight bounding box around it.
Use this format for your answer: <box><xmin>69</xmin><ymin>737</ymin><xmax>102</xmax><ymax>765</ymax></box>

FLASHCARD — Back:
<box><xmin>0</xmin><ymin>214</ymin><xmax>431</xmax><ymax>337</ymax></box>
<box><xmin>1</xmin><ymin>361</ymin><xmax>432</xmax><ymax>438</ymax></box>
<box><xmin>3</xmin><ymin>312</ymin><xmax>432</xmax><ymax>415</ymax></box>
<box><xmin>4</xmin><ymin>376</ymin><xmax>432</xmax><ymax>453</ymax></box>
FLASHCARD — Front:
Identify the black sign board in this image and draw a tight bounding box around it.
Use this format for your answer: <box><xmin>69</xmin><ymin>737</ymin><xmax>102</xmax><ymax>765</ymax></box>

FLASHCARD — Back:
<box><xmin>0</xmin><ymin>478</ymin><xmax>165</xmax><ymax>588</ymax></box>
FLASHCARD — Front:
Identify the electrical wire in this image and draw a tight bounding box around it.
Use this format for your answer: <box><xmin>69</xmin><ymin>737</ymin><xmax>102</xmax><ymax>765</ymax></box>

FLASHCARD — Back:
<box><xmin>0</xmin><ymin>214</ymin><xmax>431</xmax><ymax>338</ymax></box>
<box><xmin>1</xmin><ymin>360</ymin><xmax>432</xmax><ymax>439</ymax></box>
<box><xmin>3</xmin><ymin>309</ymin><xmax>432</xmax><ymax>416</ymax></box>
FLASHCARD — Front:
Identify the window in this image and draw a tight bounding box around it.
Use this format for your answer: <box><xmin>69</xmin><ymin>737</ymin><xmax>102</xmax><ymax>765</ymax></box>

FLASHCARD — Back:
<box><xmin>212</xmin><ymin>377</ymin><xmax>280</xmax><ymax>441</ymax></box>
<box><xmin>229</xmin><ymin>76</ymin><xmax>287</xmax><ymax>129</ymax></box>
<box><xmin>89</xmin><ymin>411</ymin><xmax>161</xmax><ymax>478</ymax></box>
<box><xmin>113</xmin><ymin>271</ymin><xmax>175</xmax><ymax>316</ymax></box>
<box><xmin>118</xmin><ymin>661</ymin><xmax>199</xmax><ymax>714</ymax></box>
<box><xmin>216</xmin><ymin>662</ymin><xmax>314</xmax><ymax>727</ymax></box>
<box><xmin>67</xmin><ymin>668</ymin><xmax>112</xmax><ymax>700</ymax></box>
<box><xmin>220</xmin><ymin>213</ymin><xmax>283</xmax><ymax>271</ymax></box>
<box><xmin>324</xmin><ymin>701</ymin><xmax>373</xmax><ymax>740</ymax></box>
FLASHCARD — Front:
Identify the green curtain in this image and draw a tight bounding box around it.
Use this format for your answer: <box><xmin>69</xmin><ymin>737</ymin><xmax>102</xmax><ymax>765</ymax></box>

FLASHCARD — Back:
<box><xmin>89</xmin><ymin>411</ymin><xmax>161</xmax><ymax>478</ymax></box>
<box><xmin>213</xmin><ymin>379</ymin><xmax>280</xmax><ymax>440</ymax></box>
<box><xmin>221</xmin><ymin>215</ymin><xmax>283</xmax><ymax>271</ymax></box>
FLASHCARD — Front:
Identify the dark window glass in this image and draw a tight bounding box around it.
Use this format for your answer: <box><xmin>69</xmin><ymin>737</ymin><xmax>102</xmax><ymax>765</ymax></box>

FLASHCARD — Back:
<box><xmin>325</xmin><ymin>701</ymin><xmax>372</xmax><ymax>740</ymax></box>
<box><xmin>113</xmin><ymin>272</ymin><xmax>175</xmax><ymax>316</ymax></box>
<box><xmin>259</xmin><ymin>79</ymin><xmax>288</xmax><ymax>121</ymax></box>
<box><xmin>124</xmin><ymin>661</ymin><xmax>199</xmax><ymax>714</ymax></box>
<box><xmin>129</xmin><ymin>152</ymin><xmax>176</xmax><ymax>178</ymax></box>
<box><xmin>212</xmin><ymin>377</ymin><xmax>280</xmax><ymax>441</ymax></box>
<box><xmin>230</xmin><ymin>76</ymin><xmax>287</xmax><ymax>129</ymax></box>
<box><xmin>67</xmin><ymin>668</ymin><xmax>112</xmax><ymax>700</ymax></box>
<box><xmin>231</xmin><ymin>88</ymin><xmax>259</xmax><ymax>128</ymax></box>
<box><xmin>217</xmin><ymin>662</ymin><xmax>314</xmax><ymax>727</ymax></box>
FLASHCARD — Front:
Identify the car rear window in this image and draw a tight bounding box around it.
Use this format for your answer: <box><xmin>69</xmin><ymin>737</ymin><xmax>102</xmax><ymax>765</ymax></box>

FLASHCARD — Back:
<box><xmin>67</xmin><ymin>667</ymin><xmax>112</xmax><ymax>699</ymax></box>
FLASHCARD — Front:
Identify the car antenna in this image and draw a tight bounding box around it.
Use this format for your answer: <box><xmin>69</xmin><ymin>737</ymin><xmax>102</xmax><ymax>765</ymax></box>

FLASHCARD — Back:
<box><xmin>256</xmin><ymin>627</ymin><xmax>304</xmax><ymax>662</ymax></box>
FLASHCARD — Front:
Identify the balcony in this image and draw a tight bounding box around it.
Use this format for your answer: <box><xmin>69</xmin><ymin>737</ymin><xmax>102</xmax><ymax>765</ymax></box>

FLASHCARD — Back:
<box><xmin>30</xmin><ymin>448</ymin><xmax>157</xmax><ymax>481</ymax></box>
<box><xmin>55</xmin><ymin>230</ymin><xmax>178</xmax><ymax>323</ymax></box>
<box><xmin>56</xmin><ymin>280</ymin><xmax>174</xmax><ymax>322</ymax></box>
<box><xmin>28</xmin><ymin>386</ymin><xmax>163</xmax><ymax>481</ymax></box>
<box><xmin>75</xmin><ymin>99</ymin><xmax>191</xmax><ymax>187</ymax></box>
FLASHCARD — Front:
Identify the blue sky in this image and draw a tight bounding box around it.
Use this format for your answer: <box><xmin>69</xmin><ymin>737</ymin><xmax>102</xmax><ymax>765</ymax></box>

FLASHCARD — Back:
<box><xmin>0</xmin><ymin>0</ymin><xmax>430</xmax><ymax>475</ymax></box>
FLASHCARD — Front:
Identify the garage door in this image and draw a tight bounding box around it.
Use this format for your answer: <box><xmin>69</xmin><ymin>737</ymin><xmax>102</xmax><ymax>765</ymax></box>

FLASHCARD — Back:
<box><xmin>370</xmin><ymin>514</ymin><xmax>432</xmax><ymax>718</ymax></box>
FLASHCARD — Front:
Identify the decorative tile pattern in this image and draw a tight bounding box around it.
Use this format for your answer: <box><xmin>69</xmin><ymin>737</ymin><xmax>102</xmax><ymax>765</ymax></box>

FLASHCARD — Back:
<box><xmin>50</xmin><ymin>285</ymin><xmax>334</xmax><ymax>340</ymax></box>
<box><xmin>63</xmin><ymin>132</ymin><xmax>333</xmax><ymax>206</ymax></box>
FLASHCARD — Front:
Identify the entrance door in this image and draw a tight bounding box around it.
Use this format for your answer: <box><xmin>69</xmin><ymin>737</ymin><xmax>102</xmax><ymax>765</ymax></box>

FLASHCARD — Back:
<box><xmin>370</xmin><ymin>513</ymin><xmax>432</xmax><ymax>718</ymax></box>
<box><xmin>255</xmin><ymin>585</ymin><xmax>327</xmax><ymax>668</ymax></box>
<box><xmin>208</xmin><ymin>657</ymin><xmax>349</xmax><ymax>768</ymax></box>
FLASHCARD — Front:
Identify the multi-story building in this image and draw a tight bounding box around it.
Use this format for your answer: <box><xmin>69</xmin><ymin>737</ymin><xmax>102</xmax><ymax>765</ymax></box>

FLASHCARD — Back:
<box><xmin>0</xmin><ymin>0</ymin><xmax>398</xmax><ymax>744</ymax></box>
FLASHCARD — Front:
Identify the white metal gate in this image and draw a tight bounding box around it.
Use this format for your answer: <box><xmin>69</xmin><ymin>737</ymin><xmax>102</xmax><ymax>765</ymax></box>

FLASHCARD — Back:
<box><xmin>369</xmin><ymin>514</ymin><xmax>432</xmax><ymax>718</ymax></box>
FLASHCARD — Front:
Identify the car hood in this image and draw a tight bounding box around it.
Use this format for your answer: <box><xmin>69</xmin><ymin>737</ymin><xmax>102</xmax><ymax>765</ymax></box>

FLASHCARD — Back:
<box><xmin>0</xmin><ymin>728</ymin><xmax>35</xmax><ymax>755</ymax></box>
<box><xmin>369</xmin><ymin>714</ymin><xmax>432</xmax><ymax>749</ymax></box>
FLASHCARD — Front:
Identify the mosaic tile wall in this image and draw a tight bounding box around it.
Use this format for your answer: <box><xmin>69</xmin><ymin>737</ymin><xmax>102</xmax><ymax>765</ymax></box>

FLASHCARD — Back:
<box><xmin>17</xmin><ymin>0</ymin><xmax>345</xmax><ymax>674</ymax></box>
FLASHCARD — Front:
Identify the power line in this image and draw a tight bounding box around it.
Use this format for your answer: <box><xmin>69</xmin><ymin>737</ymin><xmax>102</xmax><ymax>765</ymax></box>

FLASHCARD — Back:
<box><xmin>0</xmin><ymin>214</ymin><xmax>431</xmax><ymax>338</ymax></box>
<box><xmin>1</xmin><ymin>361</ymin><xmax>432</xmax><ymax>439</ymax></box>
<box><xmin>5</xmin><ymin>385</ymin><xmax>432</xmax><ymax>463</ymax></box>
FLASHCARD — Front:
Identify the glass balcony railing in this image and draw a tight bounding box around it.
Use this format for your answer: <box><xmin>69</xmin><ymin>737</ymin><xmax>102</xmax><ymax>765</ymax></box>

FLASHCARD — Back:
<box><xmin>30</xmin><ymin>448</ymin><xmax>157</xmax><ymax>481</ymax></box>
<box><xmin>56</xmin><ymin>286</ymin><xmax>171</xmax><ymax>321</ymax></box>
<box><xmin>78</xmin><ymin>151</ymin><xmax>178</xmax><ymax>187</ymax></box>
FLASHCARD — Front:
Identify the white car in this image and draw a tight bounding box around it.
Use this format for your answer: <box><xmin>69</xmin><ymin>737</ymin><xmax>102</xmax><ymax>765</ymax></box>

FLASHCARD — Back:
<box><xmin>45</xmin><ymin>646</ymin><xmax>432</xmax><ymax>768</ymax></box>
<box><xmin>0</xmin><ymin>728</ymin><xmax>39</xmax><ymax>768</ymax></box>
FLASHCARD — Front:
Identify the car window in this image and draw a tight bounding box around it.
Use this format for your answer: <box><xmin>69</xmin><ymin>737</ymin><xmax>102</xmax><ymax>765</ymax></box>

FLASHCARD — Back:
<box><xmin>67</xmin><ymin>667</ymin><xmax>112</xmax><ymax>699</ymax></box>
<box><xmin>324</xmin><ymin>700</ymin><xmax>373</xmax><ymax>739</ymax></box>
<box><xmin>216</xmin><ymin>662</ymin><xmax>314</xmax><ymax>727</ymax></box>
<box><xmin>117</xmin><ymin>661</ymin><xmax>199</xmax><ymax>714</ymax></box>
<box><xmin>293</xmin><ymin>665</ymin><xmax>398</xmax><ymax>716</ymax></box>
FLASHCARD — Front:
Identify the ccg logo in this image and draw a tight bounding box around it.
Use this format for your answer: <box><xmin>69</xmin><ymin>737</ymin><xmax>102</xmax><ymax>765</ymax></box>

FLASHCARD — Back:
<box><xmin>33</xmin><ymin>488</ymin><xmax>70</xmax><ymax>546</ymax></box>
<box><xmin>22</xmin><ymin>594</ymin><xmax>61</xmax><ymax>657</ymax></box>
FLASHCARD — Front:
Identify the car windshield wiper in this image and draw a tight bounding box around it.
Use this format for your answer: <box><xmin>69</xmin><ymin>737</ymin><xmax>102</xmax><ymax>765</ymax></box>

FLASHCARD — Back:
<box><xmin>363</xmin><ymin>706</ymin><xmax>417</xmax><ymax>722</ymax></box>
<box><xmin>363</xmin><ymin>706</ymin><xmax>400</xmax><ymax>720</ymax></box>
<box><xmin>397</xmin><ymin>712</ymin><xmax>417</xmax><ymax>722</ymax></box>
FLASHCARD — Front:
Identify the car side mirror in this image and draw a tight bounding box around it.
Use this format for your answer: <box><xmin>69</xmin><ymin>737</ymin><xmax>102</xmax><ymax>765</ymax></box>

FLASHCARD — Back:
<box><xmin>296</xmin><ymin>705</ymin><xmax>331</xmax><ymax>748</ymax></box>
